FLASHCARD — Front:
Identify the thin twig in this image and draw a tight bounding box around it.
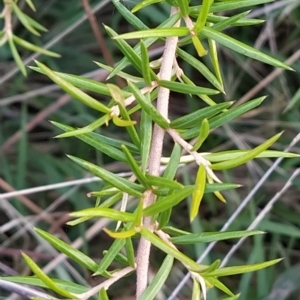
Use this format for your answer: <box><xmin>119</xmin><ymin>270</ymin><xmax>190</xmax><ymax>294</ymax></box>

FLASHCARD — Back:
<box><xmin>0</xmin><ymin>3</ymin><xmax>12</xmax><ymax>46</ymax></box>
<box><xmin>0</xmin><ymin>173</ymin><xmax>128</xmax><ymax>199</ymax></box>
<box><xmin>220</xmin><ymin>167</ymin><xmax>300</xmax><ymax>268</ymax></box>
<box><xmin>135</xmin><ymin>7</ymin><xmax>180</xmax><ymax>298</ymax></box>
<box><xmin>0</xmin><ymin>195</ymin><xmax>89</xmax><ymax>287</ymax></box>
<box><xmin>248</xmin><ymin>0</ymin><xmax>295</xmax><ymax>18</ymax></box>
<box><xmin>0</xmin><ymin>94</ymin><xmax>71</xmax><ymax>153</ymax></box>
<box><xmin>0</xmin><ymin>279</ymin><xmax>56</xmax><ymax>300</ymax></box>
<box><xmin>78</xmin><ymin>266</ymin><xmax>135</xmax><ymax>300</ymax></box>
<box><xmin>0</xmin><ymin>177</ymin><xmax>54</xmax><ymax>223</ymax></box>
<box><xmin>234</xmin><ymin>48</ymin><xmax>300</xmax><ymax>107</ymax></box>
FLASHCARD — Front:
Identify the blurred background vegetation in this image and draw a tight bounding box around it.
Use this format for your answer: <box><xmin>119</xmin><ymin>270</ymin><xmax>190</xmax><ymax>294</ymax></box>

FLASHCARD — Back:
<box><xmin>0</xmin><ymin>0</ymin><xmax>300</xmax><ymax>299</ymax></box>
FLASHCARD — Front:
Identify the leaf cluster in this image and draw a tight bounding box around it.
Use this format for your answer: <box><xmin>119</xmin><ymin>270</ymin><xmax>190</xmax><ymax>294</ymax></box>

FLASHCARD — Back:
<box><xmin>0</xmin><ymin>0</ymin><xmax>60</xmax><ymax>75</ymax></box>
<box><xmin>1</xmin><ymin>0</ymin><xmax>298</xmax><ymax>299</ymax></box>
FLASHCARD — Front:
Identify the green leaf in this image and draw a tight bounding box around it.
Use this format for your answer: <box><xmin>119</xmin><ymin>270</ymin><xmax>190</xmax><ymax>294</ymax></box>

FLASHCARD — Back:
<box><xmin>107</xmin><ymin>13</ymin><xmax>180</xmax><ymax>78</ymax></box>
<box><xmin>140</xmin><ymin>40</ymin><xmax>153</xmax><ymax>86</ymax></box>
<box><xmin>163</xmin><ymin>226</ymin><xmax>190</xmax><ymax>237</ymax></box>
<box><xmin>104</xmin><ymin>228</ymin><xmax>136</xmax><ymax>238</ymax></box>
<box><xmin>205</xmin><ymin>183</ymin><xmax>240</xmax><ymax>193</ymax></box>
<box><xmin>1</xmin><ymin>276</ymin><xmax>88</xmax><ymax>294</ymax></box>
<box><xmin>25</xmin><ymin>15</ymin><xmax>48</xmax><ymax>32</ymax></box>
<box><xmin>128</xmin><ymin>88</ymin><xmax>159</xmax><ymax>115</ymax></box>
<box><xmin>51</xmin><ymin>122</ymin><xmax>128</xmax><ymax>162</ymax></box>
<box><xmin>25</xmin><ymin>0</ymin><xmax>36</xmax><ymax>11</ymax></box>
<box><xmin>146</xmin><ymin>174</ymin><xmax>184</xmax><ymax>190</ymax></box>
<box><xmin>102</xmin><ymin>250</ymin><xmax>128</xmax><ymax>265</ymax></box>
<box><xmin>201</xmin><ymin>27</ymin><xmax>293</xmax><ymax>70</ymax></box>
<box><xmin>165</xmin><ymin>0</ymin><xmax>180</xmax><ymax>6</ymax></box>
<box><xmin>105</xmin><ymin>25</ymin><xmax>144</xmax><ymax>76</ymax></box>
<box><xmin>203</xmin><ymin>150</ymin><xmax>299</xmax><ymax>162</ymax></box>
<box><xmin>158</xmin><ymin>208</ymin><xmax>172</xmax><ymax>230</ymax></box>
<box><xmin>67</xmin><ymin>216</ymin><xmax>93</xmax><ymax>226</ymax></box>
<box><xmin>192</xmin><ymin>278</ymin><xmax>201</xmax><ymax>300</ymax></box>
<box><xmin>140</xmin><ymin>107</ymin><xmax>152</xmax><ymax>172</ymax></box>
<box><xmin>182</xmin><ymin>97</ymin><xmax>264</xmax><ymax>139</ymax></box>
<box><xmin>170</xmin><ymin>230</ymin><xmax>264</xmax><ymax>244</ymax></box>
<box><xmin>121</xmin><ymin>145</ymin><xmax>150</xmax><ymax>188</ymax></box>
<box><xmin>140</xmin><ymin>255</ymin><xmax>174</xmax><ymax>300</ymax></box>
<box><xmin>30</xmin><ymin>67</ymin><xmax>131</xmax><ymax>98</ymax></box>
<box><xmin>208</xmin><ymin>34</ymin><xmax>223</xmax><ymax>88</ymax></box>
<box><xmin>35</xmin><ymin>228</ymin><xmax>98</xmax><ymax>271</ymax></box>
<box><xmin>67</xmin><ymin>155</ymin><xmax>144</xmax><ymax>197</ymax></box>
<box><xmin>11</xmin><ymin>2</ymin><xmax>40</xmax><ymax>35</ymax></box>
<box><xmin>8</xmin><ymin>38</ymin><xmax>26</xmax><ymax>76</ymax></box>
<box><xmin>12</xmin><ymin>35</ymin><xmax>60</xmax><ymax>57</ymax></box>
<box><xmin>69</xmin><ymin>207</ymin><xmax>135</xmax><ymax>222</ymax></box>
<box><xmin>111</xmin><ymin>0</ymin><xmax>149</xmax><ymax>30</ymax></box>
<box><xmin>207</xmin><ymin>14</ymin><xmax>264</xmax><ymax>27</ymax></box>
<box><xmin>181</xmin><ymin>75</ymin><xmax>218</xmax><ymax>106</ymax></box>
<box><xmin>51</xmin><ymin>122</ymin><xmax>126</xmax><ymax>162</ymax></box>
<box><xmin>163</xmin><ymin>143</ymin><xmax>182</xmax><ymax>180</ymax></box>
<box><xmin>99</xmin><ymin>288</ymin><xmax>110</xmax><ymax>300</ymax></box>
<box><xmin>51</xmin><ymin>121</ymin><xmax>139</xmax><ymax>156</ymax></box>
<box><xmin>98</xmin><ymin>193</ymin><xmax>123</xmax><ymax>208</ymax></box>
<box><xmin>22</xmin><ymin>253</ymin><xmax>77</xmax><ymax>298</ymax></box>
<box><xmin>107</xmin><ymin>84</ymin><xmax>141</xmax><ymax>147</ymax></box>
<box><xmin>54</xmin><ymin>115</ymin><xmax>109</xmax><ymax>138</ymax></box>
<box><xmin>170</xmin><ymin>101</ymin><xmax>231</xmax><ymax>129</ymax></box>
<box><xmin>143</xmin><ymin>186</ymin><xmax>194</xmax><ymax>216</ymax></box>
<box><xmin>189</xmin><ymin>0</ymin><xmax>273</xmax><ymax>16</ymax></box>
<box><xmin>140</xmin><ymin>227</ymin><xmax>207</xmax><ymax>272</ymax></box>
<box><xmin>211</xmin><ymin>132</ymin><xmax>283</xmax><ymax>170</ymax></box>
<box><xmin>177</xmin><ymin>0</ymin><xmax>189</xmax><ymax>17</ymax></box>
<box><xmin>176</xmin><ymin>48</ymin><xmax>224</xmax><ymax>92</ymax></box>
<box><xmin>180</xmin><ymin>10</ymin><xmax>251</xmax><ymax>47</ymax></box>
<box><xmin>210</xmin><ymin>97</ymin><xmax>265</xmax><ymax>129</ymax></box>
<box><xmin>205</xmin><ymin>277</ymin><xmax>234</xmax><ymax>296</ymax></box>
<box><xmin>87</xmin><ymin>131</ymin><xmax>139</xmax><ymax>154</ymax></box>
<box><xmin>193</xmin><ymin>0</ymin><xmax>212</xmax><ymax>33</ymax></box>
<box><xmin>94</xmin><ymin>238</ymin><xmax>126</xmax><ymax>275</ymax></box>
<box><xmin>191</xmin><ymin>118</ymin><xmax>210</xmax><ymax>151</ymax></box>
<box><xmin>190</xmin><ymin>164</ymin><xmax>206</xmax><ymax>221</ymax></box>
<box><xmin>33</xmin><ymin>62</ymin><xmax>111</xmax><ymax>113</ymax></box>
<box><xmin>88</xmin><ymin>188</ymin><xmax>118</xmax><ymax>197</ymax></box>
<box><xmin>153</xmin><ymin>183</ymin><xmax>239</xmax><ymax>197</ymax></box>
<box><xmin>201</xmin><ymin>259</ymin><xmax>221</xmax><ymax>274</ymax></box>
<box><xmin>128</xmin><ymin>81</ymin><xmax>170</xmax><ymax>129</ymax></box>
<box><xmin>158</xmin><ymin>143</ymin><xmax>182</xmax><ymax>229</ymax></box>
<box><xmin>113</xmin><ymin>115</ymin><xmax>136</xmax><ymax>127</ymax></box>
<box><xmin>205</xmin><ymin>259</ymin><xmax>282</xmax><ymax>277</ymax></box>
<box><xmin>132</xmin><ymin>0</ymin><xmax>164</xmax><ymax>13</ymax></box>
<box><xmin>95</xmin><ymin>61</ymin><xmax>143</xmax><ymax>82</ymax></box>
<box><xmin>113</xmin><ymin>27</ymin><xmax>190</xmax><ymax>40</ymax></box>
<box><xmin>125</xmin><ymin>238</ymin><xmax>136</xmax><ymax>268</ymax></box>
<box><xmin>192</xmin><ymin>35</ymin><xmax>207</xmax><ymax>57</ymax></box>
<box><xmin>158</xmin><ymin>80</ymin><xmax>219</xmax><ymax>95</ymax></box>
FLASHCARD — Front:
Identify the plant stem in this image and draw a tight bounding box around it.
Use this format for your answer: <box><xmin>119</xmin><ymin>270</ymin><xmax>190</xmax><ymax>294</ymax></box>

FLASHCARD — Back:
<box><xmin>79</xmin><ymin>266</ymin><xmax>135</xmax><ymax>300</ymax></box>
<box><xmin>135</xmin><ymin>7</ymin><xmax>180</xmax><ymax>298</ymax></box>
